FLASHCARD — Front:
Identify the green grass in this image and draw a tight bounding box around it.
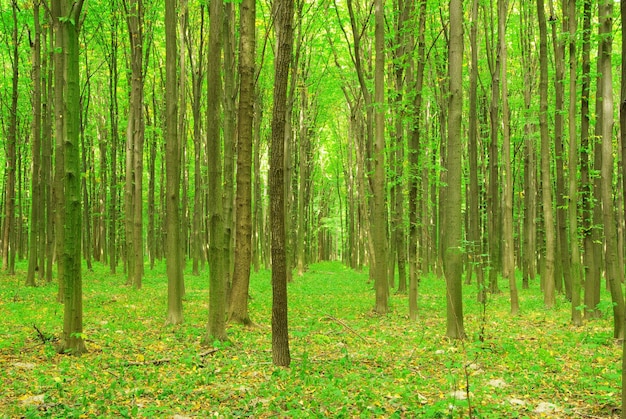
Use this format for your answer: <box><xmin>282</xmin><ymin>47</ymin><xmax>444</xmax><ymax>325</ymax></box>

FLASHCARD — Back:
<box><xmin>0</xmin><ymin>260</ymin><xmax>621</xmax><ymax>418</ymax></box>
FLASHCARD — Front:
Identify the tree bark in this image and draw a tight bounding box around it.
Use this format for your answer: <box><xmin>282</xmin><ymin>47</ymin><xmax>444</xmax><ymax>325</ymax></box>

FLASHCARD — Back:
<box><xmin>537</xmin><ymin>0</ymin><xmax>556</xmax><ymax>308</ymax></box>
<box><xmin>598</xmin><ymin>0</ymin><xmax>625</xmax><ymax>340</ymax></box>
<box><xmin>566</xmin><ymin>0</ymin><xmax>582</xmax><ymax>326</ymax></box>
<box><xmin>229</xmin><ymin>0</ymin><xmax>256</xmax><ymax>325</ymax></box>
<box><xmin>56</xmin><ymin>0</ymin><xmax>87</xmax><ymax>355</ymax></box>
<box><xmin>445</xmin><ymin>0</ymin><xmax>466</xmax><ymax>339</ymax></box>
<box><xmin>204</xmin><ymin>0</ymin><xmax>228</xmax><ymax>343</ymax></box>
<box><xmin>27</xmin><ymin>0</ymin><xmax>43</xmax><ymax>287</ymax></box>
<box><xmin>165</xmin><ymin>0</ymin><xmax>184</xmax><ymax>326</ymax></box>
<box><xmin>499</xmin><ymin>0</ymin><xmax>518</xmax><ymax>315</ymax></box>
<box><xmin>270</xmin><ymin>0</ymin><xmax>295</xmax><ymax>366</ymax></box>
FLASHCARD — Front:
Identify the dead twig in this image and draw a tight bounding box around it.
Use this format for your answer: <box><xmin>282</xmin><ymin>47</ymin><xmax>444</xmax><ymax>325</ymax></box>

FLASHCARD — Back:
<box><xmin>33</xmin><ymin>324</ymin><xmax>53</xmax><ymax>344</ymax></box>
<box><xmin>122</xmin><ymin>348</ymin><xmax>218</xmax><ymax>367</ymax></box>
<box><xmin>320</xmin><ymin>315</ymin><xmax>369</xmax><ymax>343</ymax></box>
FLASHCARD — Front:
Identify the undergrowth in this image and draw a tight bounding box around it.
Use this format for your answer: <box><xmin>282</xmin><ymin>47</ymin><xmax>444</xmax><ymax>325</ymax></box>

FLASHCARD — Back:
<box><xmin>0</xmin><ymin>260</ymin><xmax>621</xmax><ymax>418</ymax></box>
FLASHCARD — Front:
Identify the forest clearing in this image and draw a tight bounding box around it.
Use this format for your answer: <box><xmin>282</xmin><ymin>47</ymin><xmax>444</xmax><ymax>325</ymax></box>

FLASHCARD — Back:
<box><xmin>1</xmin><ymin>261</ymin><xmax>620</xmax><ymax>418</ymax></box>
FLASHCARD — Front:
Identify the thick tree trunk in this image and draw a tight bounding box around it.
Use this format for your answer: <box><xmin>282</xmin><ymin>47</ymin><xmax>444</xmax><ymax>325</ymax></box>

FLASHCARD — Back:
<box><xmin>57</xmin><ymin>0</ymin><xmax>86</xmax><ymax>355</ymax></box>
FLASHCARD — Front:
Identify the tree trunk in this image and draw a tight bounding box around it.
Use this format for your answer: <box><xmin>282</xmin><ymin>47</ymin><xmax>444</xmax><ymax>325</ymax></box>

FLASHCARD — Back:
<box><xmin>123</xmin><ymin>0</ymin><xmax>145</xmax><ymax>288</ymax></box>
<box><xmin>108</xmin><ymin>2</ymin><xmax>119</xmax><ymax>274</ymax></box>
<box><xmin>223</xmin><ymin>1</ymin><xmax>237</xmax><ymax>288</ymax></box>
<box><xmin>445</xmin><ymin>0</ymin><xmax>466</xmax><ymax>340</ymax></box>
<box><xmin>468</xmin><ymin>0</ymin><xmax>485</xmax><ymax>302</ymax></box>
<box><xmin>407</xmin><ymin>0</ymin><xmax>426</xmax><ymax>321</ymax></box>
<box><xmin>549</xmin><ymin>0</ymin><xmax>569</xmax><ymax>298</ymax></box>
<box><xmin>204</xmin><ymin>0</ymin><xmax>228</xmax><ymax>343</ymax></box>
<box><xmin>165</xmin><ymin>0</ymin><xmax>184</xmax><ymax>326</ymax></box>
<box><xmin>499</xmin><ymin>0</ymin><xmax>518</xmax><ymax>315</ymax></box>
<box><xmin>371</xmin><ymin>0</ymin><xmax>389</xmax><ymax>315</ymax></box>
<box><xmin>537</xmin><ymin>0</ymin><xmax>556</xmax><ymax>308</ymax></box>
<box><xmin>580</xmin><ymin>0</ymin><xmax>600</xmax><ymax>319</ymax></box>
<box><xmin>56</xmin><ymin>0</ymin><xmax>87</xmax><ymax>355</ymax></box>
<box><xmin>598</xmin><ymin>0</ymin><xmax>625</xmax><ymax>340</ymax></box>
<box><xmin>566</xmin><ymin>0</ymin><xmax>582</xmax><ymax>327</ymax></box>
<box><xmin>27</xmin><ymin>0</ymin><xmax>43</xmax><ymax>287</ymax></box>
<box><xmin>4</xmin><ymin>0</ymin><xmax>19</xmax><ymax>276</ymax></box>
<box><xmin>229</xmin><ymin>0</ymin><xmax>256</xmax><ymax>325</ymax></box>
<box><xmin>270</xmin><ymin>0</ymin><xmax>295</xmax><ymax>367</ymax></box>
<box><xmin>520</xmin><ymin>0</ymin><xmax>537</xmax><ymax>290</ymax></box>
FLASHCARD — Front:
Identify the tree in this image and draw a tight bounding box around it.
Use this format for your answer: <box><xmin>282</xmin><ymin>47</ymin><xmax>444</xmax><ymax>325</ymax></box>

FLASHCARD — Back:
<box><xmin>537</xmin><ymin>0</ymin><xmax>556</xmax><ymax>308</ymax></box>
<box><xmin>204</xmin><ymin>0</ymin><xmax>228</xmax><ymax>343</ymax></box>
<box><xmin>165</xmin><ymin>0</ymin><xmax>184</xmax><ymax>326</ymax></box>
<box><xmin>444</xmin><ymin>0</ymin><xmax>465</xmax><ymax>339</ymax></box>
<box><xmin>229</xmin><ymin>0</ymin><xmax>256</xmax><ymax>325</ymax></box>
<box><xmin>270</xmin><ymin>0</ymin><xmax>295</xmax><ymax>366</ymax></box>
<box><xmin>371</xmin><ymin>0</ymin><xmax>388</xmax><ymax>314</ymax></box>
<box><xmin>3</xmin><ymin>0</ymin><xmax>19</xmax><ymax>276</ymax></box>
<box><xmin>598</xmin><ymin>0</ymin><xmax>624</xmax><ymax>340</ymax></box>
<box><xmin>55</xmin><ymin>0</ymin><xmax>87</xmax><ymax>355</ymax></box>
<box><xmin>499</xmin><ymin>0</ymin><xmax>518</xmax><ymax>315</ymax></box>
<box><xmin>566</xmin><ymin>0</ymin><xmax>582</xmax><ymax>327</ymax></box>
<box><xmin>407</xmin><ymin>0</ymin><xmax>427</xmax><ymax>321</ymax></box>
<box><xmin>26</xmin><ymin>0</ymin><xmax>43</xmax><ymax>287</ymax></box>
<box><xmin>123</xmin><ymin>0</ymin><xmax>145</xmax><ymax>289</ymax></box>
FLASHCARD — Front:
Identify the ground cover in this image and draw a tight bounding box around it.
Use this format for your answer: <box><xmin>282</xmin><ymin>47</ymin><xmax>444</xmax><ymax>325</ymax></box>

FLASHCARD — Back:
<box><xmin>0</xmin><ymin>261</ymin><xmax>621</xmax><ymax>418</ymax></box>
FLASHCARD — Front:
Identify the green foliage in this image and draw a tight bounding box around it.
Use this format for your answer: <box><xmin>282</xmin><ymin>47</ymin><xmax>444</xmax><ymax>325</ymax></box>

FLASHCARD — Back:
<box><xmin>0</xmin><ymin>260</ymin><xmax>620</xmax><ymax>417</ymax></box>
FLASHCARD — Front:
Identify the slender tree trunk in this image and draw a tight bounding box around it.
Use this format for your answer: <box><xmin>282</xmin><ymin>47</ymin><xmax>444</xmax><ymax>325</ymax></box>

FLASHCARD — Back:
<box><xmin>190</xmin><ymin>7</ymin><xmax>205</xmax><ymax>276</ymax></box>
<box><xmin>407</xmin><ymin>0</ymin><xmax>426</xmax><ymax>321</ymax></box>
<box><xmin>580</xmin><ymin>0</ymin><xmax>600</xmax><ymax>319</ymax></box>
<box><xmin>229</xmin><ymin>0</ymin><xmax>256</xmax><ymax>325</ymax></box>
<box><xmin>549</xmin><ymin>0</ymin><xmax>569</xmax><ymax>298</ymax></box>
<box><xmin>123</xmin><ymin>0</ymin><xmax>145</xmax><ymax>288</ymax></box>
<box><xmin>371</xmin><ymin>0</ymin><xmax>389</xmax><ymax>315</ymax></box>
<box><xmin>204</xmin><ymin>0</ymin><xmax>228</xmax><ymax>343</ymax></box>
<box><xmin>520</xmin><ymin>0</ymin><xmax>537</xmax><ymax>290</ymax></box>
<box><xmin>223</xmin><ymin>2</ymin><xmax>236</xmax><ymax>289</ymax></box>
<box><xmin>445</xmin><ymin>0</ymin><xmax>466</xmax><ymax>339</ymax></box>
<box><xmin>165</xmin><ymin>0</ymin><xmax>184</xmax><ymax>326</ymax></box>
<box><xmin>27</xmin><ymin>0</ymin><xmax>43</xmax><ymax>287</ymax></box>
<box><xmin>108</xmin><ymin>3</ymin><xmax>119</xmax><ymax>274</ymax></box>
<box><xmin>468</xmin><ymin>0</ymin><xmax>485</xmax><ymax>302</ymax></box>
<box><xmin>599</xmin><ymin>0</ymin><xmax>625</xmax><ymax>340</ymax></box>
<box><xmin>537</xmin><ymin>0</ymin><xmax>556</xmax><ymax>308</ymax></box>
<box><xmin>4</xmin><ymin>0</ymin><xmax>19</xmax><ymax>276</ymax></box>
<box><xmin>616</xmin><ymin>0</ymin><xmax>626</xmax><ymax>419</ymax></box>
<box><xmin>499</xmin><ymin>0</ymin><xmax>518</xmax><ymax>315</ymax></box>
<box><xmin>270</xmin><ymin>0</ymin><xmax>295</xmax><ymax>366</ymax></box>
<box><xmin>567</xmin><ymin>0</ymin><xmax>582</xmax><ymax>326</ymax></box>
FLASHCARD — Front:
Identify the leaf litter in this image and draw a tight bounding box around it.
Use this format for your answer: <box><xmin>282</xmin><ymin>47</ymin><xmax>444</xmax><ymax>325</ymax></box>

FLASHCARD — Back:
<box><xmin>0</xmin><ymin>261</ymin><xmax>621</xmax><ymax>418</ymax></box>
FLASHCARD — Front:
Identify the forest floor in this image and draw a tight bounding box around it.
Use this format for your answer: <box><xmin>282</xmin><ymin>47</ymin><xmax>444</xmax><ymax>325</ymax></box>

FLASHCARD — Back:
<box><xmin>0</xmin><ymin>260</ymin><xmax>621</xmax><ymax>418</ymax></box>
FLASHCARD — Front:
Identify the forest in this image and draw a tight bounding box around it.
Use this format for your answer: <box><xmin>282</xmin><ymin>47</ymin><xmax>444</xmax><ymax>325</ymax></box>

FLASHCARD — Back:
<box><xmin>2</xmin><ymin>0</ymin><xmax>626</xmax><ymax>416</ymax></box>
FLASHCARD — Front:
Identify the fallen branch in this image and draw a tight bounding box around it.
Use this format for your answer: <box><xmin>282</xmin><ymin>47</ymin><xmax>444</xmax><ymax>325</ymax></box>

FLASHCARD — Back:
<box><xmin>320</xmin><ymin>315</ymin><xmax>369</xmax><ymax>343</ymax></box>
<box><xmin>122</xmin><ymin>348</ymin><xmax>218</xmax><ymax>367</ymax></box>
<box><xmin>124</xmin><ymin>358</ymin><xmax>172</xmax><ymax>367</ymax></box>
<box><xmin>33</xmin><ymin>324</ymin><xmax>53</xmax><ymax>344</ymax></box>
